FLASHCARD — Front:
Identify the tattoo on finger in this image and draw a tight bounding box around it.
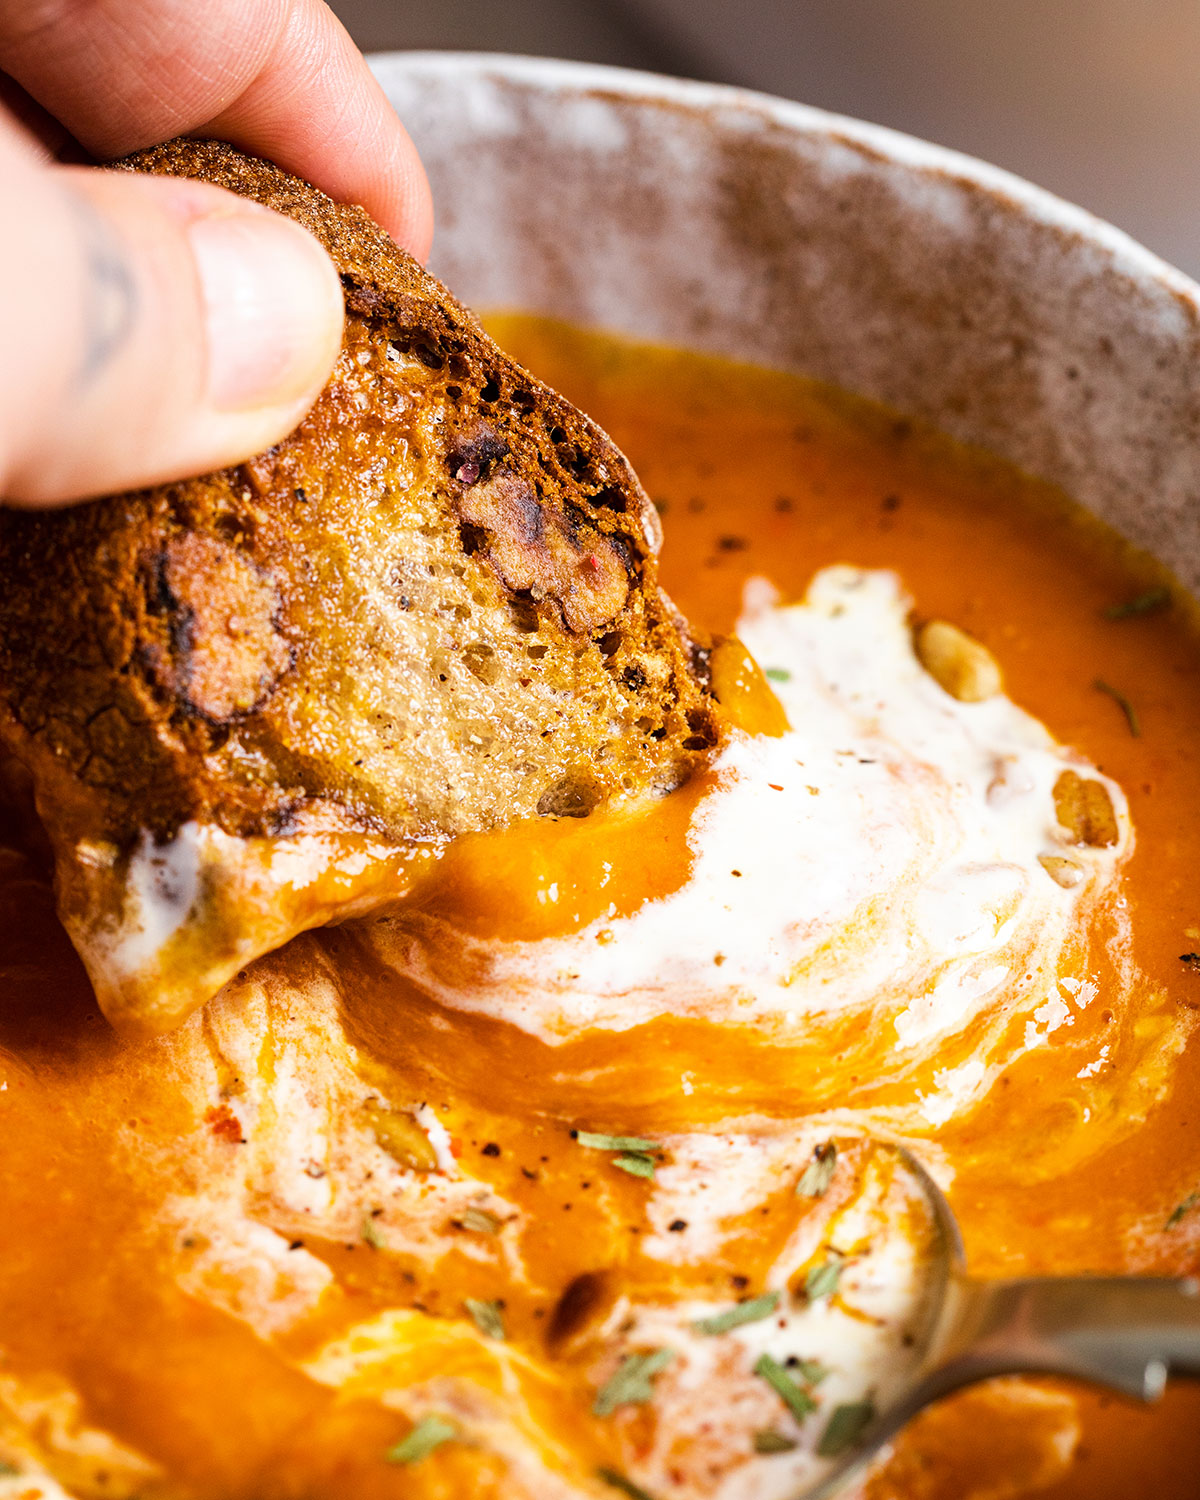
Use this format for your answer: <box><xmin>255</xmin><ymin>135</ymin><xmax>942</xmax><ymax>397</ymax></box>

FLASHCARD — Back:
<box><xmin>69</xmin><ymin>190</ymin><xmax>137</xmax><ymax>384</ymax></box>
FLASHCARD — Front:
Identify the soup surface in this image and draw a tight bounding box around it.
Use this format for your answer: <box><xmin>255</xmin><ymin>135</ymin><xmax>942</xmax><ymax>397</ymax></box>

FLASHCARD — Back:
<box><xmin>1</xmin><ymin>317</ymin><xmax>1199</xmax><ymax>1500</ymax></box>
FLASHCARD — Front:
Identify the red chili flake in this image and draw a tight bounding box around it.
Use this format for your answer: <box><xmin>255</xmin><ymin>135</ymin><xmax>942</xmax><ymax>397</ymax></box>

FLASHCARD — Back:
<box><xmin>768</xmin><ymin>783</ymin><xmax>784</xmax><ymax>791</ymax></box>
<box><xmin>449</xmin><ymin>1136</ymin><xmax>464</xmax><ymax>1158</ymax></box>
<box><xmin>204</xmin><ymin>1103</ymin><xmax>245</xmax><ymax>1145</ymax></box>
<box><xmin>583</xmin><ymin>553</ymin><xmax>600</xmax><ymax>572</ymax></box>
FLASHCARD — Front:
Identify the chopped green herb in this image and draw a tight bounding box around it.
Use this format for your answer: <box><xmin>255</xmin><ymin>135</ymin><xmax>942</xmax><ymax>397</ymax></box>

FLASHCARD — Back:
<box><xmin>765</xmin><ymin>667</ymin><xmax>792</xmax><ymax>683</ymax></box>
<box><xmin>577</xmin><ymin>1131</ymin><xmax>661</xmax><ymax>1153</ymax></box>
<box><xmin>796</xmin><ymin>1142</ymin><xmax>838</xmax><ymax>1198</ymax></box>
<box><xmin>0</xmin><ymin>1462</ymin><xmax>20</xmax><ymax>1477</ymax></box>
<box><xmin>594</xmin><ymin>1348</ymin><xmax>674</xmax><ymax>1417</ymax></box>
<box><xmin>612</xmin><ymin>1151</ymin><xmax>657</xmax><ymax>1179</ymax></box>
<box><xmin>460</xmin><ymin>1206</ymin><xmax>500</xmax><ymax>1234</ymax></box>
<box><xmin>692</xmin><ymin>1291</ymin><xmax>779</xmax><ymax>1336</ymax></box>
<box><xmin>597</xmin><ymin>1467</ymin><xmax>657</xmax><ymax>1500</ymax></box>
<box><xmin>464</xmin><ymin>1297</ymin><xmax>506</xmax><ymax>1340</ymax></box>
<box><xmin>791</xmin><ymin>1357</ymin><xmax>830</xmax><ymax>1385</ymax></box>
<box><xmin>1103</xmin><ymin>588</ymin><xmax>1170</xmax><ymax>621</ymax></box>
<box><xmin>385</xmin><ymin>1414</ymin><xmax>457</xmax><ymax>1465</ymax></box>
<box><xmin>361</xmin><ymin>1216</ymin><xmax>385</xmax><ymax>1249</ymax></box>
<box><xmin>1166</xmin><ymin>1190</ymin><xmax>1200</xmax><ymax>1229</ymax></box>
<box><xmin>753</xmin><ymin>1429</ymin><xmax>798</xmax><ymax>1454</ymax></box>
<box><xmin>1094</xmin><ymin>679</ymin><xmax>1140</xmax><ymax>737</ymax></box>
<box><xmin>753</xmin><ymin>1353</ymin><xmax>818</xmax><ymax>1422</ymax></box>
<box><xmin>576</xmin><ymin>1131</ymin><xmax>662</xmax><ymax>1180</ymax></box>
<box><xmin>805</xmin><ymin>1251</ymin><xmax>844</xmax><ymax>1303</ymax></box>
<box><xmin>817</xmin><ymin>1400</ymin><xmax>876</xmax><ymax>1458</ymax></box>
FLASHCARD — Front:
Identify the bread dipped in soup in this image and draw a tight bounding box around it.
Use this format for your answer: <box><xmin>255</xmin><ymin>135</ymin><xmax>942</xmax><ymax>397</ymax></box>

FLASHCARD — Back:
<box><xmin>0</xmin><ymin>140</ymin><xmax>724</xmax><ymax>1036</ymax></box>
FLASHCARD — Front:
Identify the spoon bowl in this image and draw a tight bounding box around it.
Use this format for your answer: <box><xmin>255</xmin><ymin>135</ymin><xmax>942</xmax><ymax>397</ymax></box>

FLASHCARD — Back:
<box><xmin>799</xmin><ymin>1148</ymin><xmax>1200</xmax><ymax>1500</ymax></box>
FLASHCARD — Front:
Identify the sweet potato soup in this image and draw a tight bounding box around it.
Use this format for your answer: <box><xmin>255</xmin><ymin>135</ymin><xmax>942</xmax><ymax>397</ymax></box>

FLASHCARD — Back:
<box><xmin>1</xmin><ymin>316</ymin><xmax>1198</xmax><ymax>1500</ymax></box>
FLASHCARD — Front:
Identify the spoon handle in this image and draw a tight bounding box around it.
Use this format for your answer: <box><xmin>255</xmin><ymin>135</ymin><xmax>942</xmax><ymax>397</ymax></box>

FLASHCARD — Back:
<box><xmin>934</xmin><ymin>1274</ymin><xmax>1200</xmax><ymax>1399</ymax></box>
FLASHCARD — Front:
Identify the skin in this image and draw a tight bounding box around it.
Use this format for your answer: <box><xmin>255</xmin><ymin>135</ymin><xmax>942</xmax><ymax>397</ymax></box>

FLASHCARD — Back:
<box><xmin>0</xmin><ymin>0</ymin><xmax>433</xmax><ymax>506</ymax></box>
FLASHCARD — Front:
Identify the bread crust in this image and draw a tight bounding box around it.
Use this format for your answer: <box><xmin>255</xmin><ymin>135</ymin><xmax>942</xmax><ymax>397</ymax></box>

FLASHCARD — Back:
<box><xmin>0</xmin><ymin>139</ymin><xmax>719</xmax><ymax>1033</ymax></box>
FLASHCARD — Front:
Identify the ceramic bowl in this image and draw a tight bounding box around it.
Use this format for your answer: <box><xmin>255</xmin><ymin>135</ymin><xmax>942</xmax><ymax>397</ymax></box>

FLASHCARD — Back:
<box><xmin>369</xmin><ymin>51</ymin><xmax>1200</xmax><ymax>595</ymax></box>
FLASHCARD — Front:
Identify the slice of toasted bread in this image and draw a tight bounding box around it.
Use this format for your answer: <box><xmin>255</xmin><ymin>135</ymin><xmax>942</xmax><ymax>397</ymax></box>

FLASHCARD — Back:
<box><xmin>0</xmin><ymin>139</ymin><xmax>720</xmax><ymax>1035</ymax></box>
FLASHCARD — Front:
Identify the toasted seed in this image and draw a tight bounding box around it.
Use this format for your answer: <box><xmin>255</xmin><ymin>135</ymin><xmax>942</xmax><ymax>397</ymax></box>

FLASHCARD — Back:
<box><xmin>547</xmin><ymin>1269</ymin><xmax>617</xmax><ymax>1353</ymax></box>
<box><xmin>362</xmin><ymin>1102</ymin><xmax>439</xmax><ymax>1171</ymax></box>
<box><xmin>460</xmin><ymin>1206</ymin><xmax>501</xmax><ymax>1234</ymax></box>
<box><xmin>1053</xmin><ymin>770</ymin><xmax>1118</xmax><ymax>848</ymax></box>
<box><xmin>914</xmin><ymin>620</ymin><xmax>1003</xmax><ymax>703</ymax></box>
<box><xmin>1039</xmin><ymin>854</ymin><xmax>1085</xmax><ymax>888</ymax></box>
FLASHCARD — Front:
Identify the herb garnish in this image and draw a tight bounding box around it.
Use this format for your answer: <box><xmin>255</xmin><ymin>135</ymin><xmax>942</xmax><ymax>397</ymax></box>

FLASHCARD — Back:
<box><xmin>465</xmin><ymin>1297</ymin><xmax>506</xmax><ymax>1340</ymax></box>
<box><xmin>0</xmin><ymin>1463</ymin><xmax>20</xmax><ymax>1477</ymax></box>
<box><xmin>692</xmin><ymin>1292</ymin><xmax>779</xmax><ymax>1336</ymax></box>
<box><xmin>796</xmin><ymin>1142</ymin><xmax>838</xmax><ymax>1198</ymax></box>
<box><xmin>386</xmin><ymin>1414</ymin><xmax>457</xmax><ymax>1465</ymax></box>
<box><xmin>577</xmin><ymin>1132</ymin><xmax>659</xmax><ymax>1152</ymax></box>
<box><xmin>613</xmin><ymin>1152</ymin><xmax>658</xmax><ymax>1179</ymax></box>
<box><xmin>753</xmin><ymin>1353</ymin><xmax>818</xmax><ymax>1421</ymax></box>
<box><xmin>1102</xmin><ymin>588</ymin><xmax>1169</xmax><ymax>621</ymax></box>
<box><xmin>805</xmin><ymin>1250</ymin><xmax>844</xmax><ymax>1303</ymax></box>
<box><xmin>765</xmin><ymin>667</ymin><xmax>792</xmax><ymax>683</ymax></box>
<box><xmin>460</xmin><ymin>1206</ymin><xmax>501</xmax><ymax>1234</ymax></box>
<box><xmin>817</xmin><ymin>1399</ymin><xmax>876</xmax><ymax>1458</ymax></box>
<box><xmin>594</xmin><ymin>1349</ymin><xmax>674</xmax><ymax>1417</ymax></box>
<box><xmin>753</xmin><ymin>1429</ymin><xmax>798</xmax><ymax>1454</ymax></box>
<box><xmin>1166</xmin><ymin>1191</ymin><xmax>1200</xmax><ymax>1229</ymax></box>
<box><xmin>1094</xmin><ymin>679</ymin><xmax>1140</xmax><ymax>737</ymax></box>
<box><xmin>362</xmin><ymin>1216</ymin><xmax>385</xmax><ymax>1249</ymax></box>
<box><xmin>597</xmin><ymin>1467</ymin><xmax>657</xmax><ymax>1500</ymax></box>
<box><xmin>576</xmin><ymin>1131</ymin><xmax>662</xmax><ymax>1181</ymax></box>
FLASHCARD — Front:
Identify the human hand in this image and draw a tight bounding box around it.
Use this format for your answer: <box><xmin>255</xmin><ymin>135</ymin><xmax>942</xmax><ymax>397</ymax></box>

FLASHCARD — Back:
<box><xmin>0</xmin><ymin>0</ymin><xmax>432</xmax><ymax>506</ymax></box>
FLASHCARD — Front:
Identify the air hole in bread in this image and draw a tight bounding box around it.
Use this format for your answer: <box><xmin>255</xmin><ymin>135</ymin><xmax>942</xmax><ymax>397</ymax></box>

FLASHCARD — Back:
<box><xmin>593</xmin><ymin>485</ymin><xmax>628</xmax><ymax>514</ymax></box>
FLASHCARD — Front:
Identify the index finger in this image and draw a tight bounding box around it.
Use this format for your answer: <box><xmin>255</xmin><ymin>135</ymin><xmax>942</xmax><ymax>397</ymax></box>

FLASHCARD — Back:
<box><xmin>0</xmin><ymin>0</ymin><xmax>432</xmax><ymax>259</ymax></box>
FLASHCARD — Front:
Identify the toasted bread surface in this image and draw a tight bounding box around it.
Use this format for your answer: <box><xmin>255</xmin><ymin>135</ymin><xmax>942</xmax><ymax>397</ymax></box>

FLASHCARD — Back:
<box><xmin>0</xmin><ymin>139</ymin><xmax>719</xmax><ymax>1033</ymax></box>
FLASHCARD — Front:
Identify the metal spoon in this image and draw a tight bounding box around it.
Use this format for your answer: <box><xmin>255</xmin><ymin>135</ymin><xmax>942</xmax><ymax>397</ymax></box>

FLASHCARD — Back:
<box><xmin>799</xmin><ymin>1148</ymin><xmax>1200</xmax><ymax>1500</ymax></box>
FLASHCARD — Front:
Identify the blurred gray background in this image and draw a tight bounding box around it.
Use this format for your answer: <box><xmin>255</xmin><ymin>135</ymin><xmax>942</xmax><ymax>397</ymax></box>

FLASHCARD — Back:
<box><xmin>329</xmin><ymin>0</ymin><xmax>1200</xmax><ymax>281</ymax></box>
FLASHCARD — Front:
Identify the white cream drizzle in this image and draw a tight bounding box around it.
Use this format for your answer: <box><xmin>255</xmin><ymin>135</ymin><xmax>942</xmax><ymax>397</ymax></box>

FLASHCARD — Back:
<box><xmin>584</xmin><ymin>1136</ymin><xmax>936</xmax><ymax>1500</ymax></box>
<box><xmin>28</xmin><ymin>569</ymin><xmax>1140</xmax><ymax>1500</ymax></box>
<box><xmin>368</xmin><ymin>568</ymin><xmax>1131</xmax><ymax>1121</ymax></box>
<box><xmin>105</xmin><ymin>821</ymin><xmax>207</xmax><ymax>973</ymax></box>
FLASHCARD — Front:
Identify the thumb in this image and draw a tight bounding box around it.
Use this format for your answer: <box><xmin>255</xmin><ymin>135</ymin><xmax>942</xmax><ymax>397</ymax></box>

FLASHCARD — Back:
<box><xmin>0</xmin><ymin>126</ymin><xmax>344</xmax><ymax>506</ymax></box>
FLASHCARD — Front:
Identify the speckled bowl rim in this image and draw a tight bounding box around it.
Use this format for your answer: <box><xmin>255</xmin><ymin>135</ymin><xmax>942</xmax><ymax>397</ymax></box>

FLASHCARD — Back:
<box><xmin>371</xmin><ymin>51</ymin><xmax>1200</xmax><ymax>593</ymax></box>
<box><xmin>388</xmin><ymin>51</ymin><xmax>1200</xmax><ymax>299</ymax></box>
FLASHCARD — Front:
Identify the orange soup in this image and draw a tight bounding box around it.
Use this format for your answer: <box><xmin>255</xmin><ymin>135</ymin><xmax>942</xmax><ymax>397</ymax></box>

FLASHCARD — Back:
<box><xmin>0</xmin><ymin>317</ymin><xmax>1198</xmax><ymax>1500</ymax></box>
